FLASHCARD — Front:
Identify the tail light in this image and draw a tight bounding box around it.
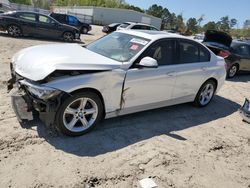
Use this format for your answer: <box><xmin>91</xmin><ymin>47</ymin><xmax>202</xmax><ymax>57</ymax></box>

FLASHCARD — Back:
<box><xmin>218</xmin><ymin>50</ymin><xmax>231</xmax><ymax>59</ymax></box>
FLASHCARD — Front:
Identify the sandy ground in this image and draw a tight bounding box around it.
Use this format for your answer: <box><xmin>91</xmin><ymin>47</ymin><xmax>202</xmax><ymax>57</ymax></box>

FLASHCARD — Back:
<box><xmin>0</xmin><ymin>26</ymin><xmax>250</xmax><ymax>188</ymax></box>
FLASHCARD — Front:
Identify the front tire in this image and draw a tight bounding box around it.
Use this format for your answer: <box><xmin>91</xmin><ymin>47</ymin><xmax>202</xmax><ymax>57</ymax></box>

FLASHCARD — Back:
<box><xmin>7</xmin><ymin>25</ymin><xmax>22</xmax><ymax>37</ymax></box>
<box><xmin>55</xmin><ymin>92</ymin><xmax>104</xmax><ymax>136</ymax></box>
<box><xmin>194</xmin><ymin>80</ymin><xmax>216</xmax><ymax>107</ymax></box>
<box><xmin>63</xmin><ymin>31</ymin><xmax>74</xmax><ymax>42</ymax></box>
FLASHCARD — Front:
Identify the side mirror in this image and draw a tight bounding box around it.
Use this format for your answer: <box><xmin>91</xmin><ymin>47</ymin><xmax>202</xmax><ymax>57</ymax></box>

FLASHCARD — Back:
<box><xmin>138</xmin><ymin>57</ymin><xmax>158</xmax><ymax>68</ymax></box>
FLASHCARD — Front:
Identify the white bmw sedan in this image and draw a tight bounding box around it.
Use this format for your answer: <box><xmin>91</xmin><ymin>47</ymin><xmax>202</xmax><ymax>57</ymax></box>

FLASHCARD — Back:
<box><xmin>10</xmin><ymin>30</ymin><xmax>226</xmax><ymax>136</ymax></box>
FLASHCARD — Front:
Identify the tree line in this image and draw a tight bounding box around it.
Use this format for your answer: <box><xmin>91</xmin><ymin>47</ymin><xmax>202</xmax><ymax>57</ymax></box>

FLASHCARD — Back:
<box><xmin>8</xmin><ymin>0</ymin><xmax>250</xmax><ymax>38</ymax></box>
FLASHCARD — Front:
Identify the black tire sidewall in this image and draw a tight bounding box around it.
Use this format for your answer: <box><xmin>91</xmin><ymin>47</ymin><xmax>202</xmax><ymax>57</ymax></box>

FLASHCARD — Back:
<box><xmin>194</xmin><ymin>80</ymin><xmax>216</xmax><ymax>107</ymax></box>
<box><xmin>81</xmin><ymin>27</ymin><xmax>88</xmax><ymax>34</ymax></box>
<box><xmin>55</xmin><ymin>92</ymin><xmax>104</xmax><ymax>136</ymax></box>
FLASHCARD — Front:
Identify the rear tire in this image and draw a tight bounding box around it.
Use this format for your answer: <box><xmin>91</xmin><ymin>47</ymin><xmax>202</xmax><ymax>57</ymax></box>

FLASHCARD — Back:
<box><xmin>81</xmin><ymin>27</ymin><xmax>88</xmax><ymax>34</ymax></box>
<box><xmin>55</xmin><ymin>91</ymin><xmax>104</xmax><ymax>136</ymax></box>
<box><xmin>193</xmin><ymin>80</ymin><xmax>216</xmax><ymax>107</ymax></box>
<box><xmin>227</xmin><ymin>64</ymin><xmax>238</xmax><ymax>78</ymax></box>
<box><xmin>7</xmin><ymin>25</ymin><xmax>22</xmax><ymax>37</ymax></box>
<box><xmin>63</xmin><ymin>31</ymin><xmax>74</xmax><ymax>42</ymax></box>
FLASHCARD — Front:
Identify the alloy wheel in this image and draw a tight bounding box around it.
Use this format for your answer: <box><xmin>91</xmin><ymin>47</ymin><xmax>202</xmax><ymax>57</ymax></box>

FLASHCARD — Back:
<box><xmin>8</xmin><ymin>25</ymin><xmax>21</xmax><ymax>37</ymax></box>
<box><xmin>228</xmin><ymin>65</ymin><xmax>237</xmax><ymax>78</ymax></box>
<box><xmin>63</xmin><ymin>32</ymin><xmax>73</xmax><ymax>42</ymax></box>
<box><xmin>63</xmin><ymin>97</ymin><xmax>98</xmax><ymax>132</ymax></box>
<box><xmin>199</xmin><ymin>83</ymin><xmax>215</xmax><ymax>106</ymax></box>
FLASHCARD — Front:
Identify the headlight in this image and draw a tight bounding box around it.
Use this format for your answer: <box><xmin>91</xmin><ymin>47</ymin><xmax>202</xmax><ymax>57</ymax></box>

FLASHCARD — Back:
<box><xmin>19</xmin><ymin>80</ymin><xmax>61</xmax><ymax>101</ymax></box>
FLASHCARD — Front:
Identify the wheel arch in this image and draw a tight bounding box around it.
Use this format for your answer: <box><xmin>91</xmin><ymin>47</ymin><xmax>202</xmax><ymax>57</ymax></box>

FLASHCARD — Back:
<box><xmin>203</xmin><ymin>77</ymin><xmax>218</xmax><ymax>91</ymax></box>
<box><xmin>66</xmin><ymin>87</ymin><xmax>106</xmax><ymax>115</ymax></box>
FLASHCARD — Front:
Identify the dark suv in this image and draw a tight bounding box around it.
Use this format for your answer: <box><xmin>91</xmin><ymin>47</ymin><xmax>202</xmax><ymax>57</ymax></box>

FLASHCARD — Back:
<box><xmin>50</xmin><ymin>13</ymin><xmax>91</xmax><ymax>34</ymax></box>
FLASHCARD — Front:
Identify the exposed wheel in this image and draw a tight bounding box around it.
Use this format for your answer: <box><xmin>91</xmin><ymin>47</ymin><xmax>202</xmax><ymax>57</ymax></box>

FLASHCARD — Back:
<box><xmin>7</xmin><ymin>25</ymin><xmax>22</xmax><ymax>37</ymax></box>
<box><xmin>81</xmin><ymin>27</ymin><xmax>88</xmax><ymax>34</ymax></box>
<box><xmin>63</xmin><ymin>31</ymin><xmax>74</xmax><ymax>42</ymax></box>
<box><xmin>55</xmin><ymin>92</ymin><xmax>104</xmax><ymax>136</ymax></box>
<box><xmin>194</xmin><ymin>80</ymin><xmax>216</xmax><ymax>107</ymax></box>
<box><xmin>227</xmin><ymin>64</ymin><xmax>238</xmax><ymax>78</ymax></box>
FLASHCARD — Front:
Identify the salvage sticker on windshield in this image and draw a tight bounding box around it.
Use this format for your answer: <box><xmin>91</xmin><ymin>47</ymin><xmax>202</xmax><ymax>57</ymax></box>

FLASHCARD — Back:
<box><xmin>130</xmin><ymin>38</ymin><xmax>148</xmax><ymax>45</ymax></box>
<box><xmin>130</xmin><ymin>44</ymin><xmax>139</xmax><ymax>50</ymax></box>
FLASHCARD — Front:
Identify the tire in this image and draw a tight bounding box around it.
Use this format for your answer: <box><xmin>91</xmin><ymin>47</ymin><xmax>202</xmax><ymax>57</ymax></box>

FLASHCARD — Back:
<box><xmin>227</xmin><ymin>64</ymin><xmax>238</xmax><ymax>78</ymax></box>
<box><xmin>81</xmin><ymin>27</ymin><xmax>88</xmax><ymax>34</ymax></box>
<box><xmin>63</xmin><ymin>31</ymin><xmax>74</xmax><ymax>42</ymax></box>
<box><xmin>55</xmin><ymin>91</ymin><xmax>104</xmax><ymax>136</ymax></box>
<box><xmin>193</xmin><ymin>80</ymin><xmax>216</xmax><ymax>107</ymax></box>
<box><xmin>7</xmin><ymin>25</ymin><xmax>22</xmax><ymax>37</ymax></box>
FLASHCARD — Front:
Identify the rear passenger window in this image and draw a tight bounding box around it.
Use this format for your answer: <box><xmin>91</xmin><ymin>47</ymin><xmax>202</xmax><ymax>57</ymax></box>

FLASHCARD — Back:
<box><xmin>179</xmin><ymin>40</ymin><xmax>199</xmax><ymax>64</ymax></box>
<box><xmin>179</xmin><ymin>40</ymin><xmax>210</xmax><ymax>64</ymax></box>
<box><xmin>200</xmin><ymin>46</ymin><xmax>210</xmax><ymax>62</ymax></box>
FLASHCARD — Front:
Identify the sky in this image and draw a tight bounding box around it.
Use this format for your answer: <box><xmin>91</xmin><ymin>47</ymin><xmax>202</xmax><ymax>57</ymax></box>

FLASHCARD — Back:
<box><xmin>125</xmin><ymin>0</ymin><xmax>250</xmax><ymax>27</ymax></box>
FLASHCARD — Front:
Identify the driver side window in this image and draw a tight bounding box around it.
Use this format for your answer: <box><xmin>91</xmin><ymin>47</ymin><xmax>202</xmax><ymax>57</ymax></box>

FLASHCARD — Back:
<box><xmin>135</xmin><ymin>39</ymin><xmax>176</xmax><ymax>66</ymax></box>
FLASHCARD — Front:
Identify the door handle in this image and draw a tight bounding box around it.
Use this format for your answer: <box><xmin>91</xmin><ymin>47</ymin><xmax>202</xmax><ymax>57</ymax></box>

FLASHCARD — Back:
<box><xmin>166</xmin><ymin>71</ymin><xmax>175</xmax><ymax>76</ymax></box>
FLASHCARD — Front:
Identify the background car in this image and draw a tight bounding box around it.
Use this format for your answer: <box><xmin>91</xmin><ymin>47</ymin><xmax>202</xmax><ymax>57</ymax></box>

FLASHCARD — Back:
<box><xmin>116</xmin><ymin>22</ymin><xmax>159</xmax><ymax>31</ymax></box>
<box><xmin>102</xmin><ymin>23</ymin><xmax>121</xmax><ymax>34</ymax></box>
<box><xmin>50</xmin><ymin>12</ymin><xmax>91</xmax><ymax>34</ymax></box>
<box><xmin>193</xmin><ymin>34</ymin><xmax>205</xmax><ymax>42</ymax></box>
<box><xmin>0</xmin><ymin>11</ymin><xmax>80</xmax><ymax>42</ymax></box>
<box><xmin>203</xmin><ymin>30</ymin><xmax>250</xmax><ymax>78</ymax></box>
<box><xmin>10</xmin><ymin>30</ymin><xmax>226</xmax><ymax>136</ymax></box>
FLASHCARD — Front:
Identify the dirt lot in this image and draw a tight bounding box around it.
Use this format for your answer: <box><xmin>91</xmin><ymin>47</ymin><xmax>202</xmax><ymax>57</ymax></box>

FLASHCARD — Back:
<box><xmin>0</xmin><ymin>25</ymin><xmax>250</xmax><ymax>188</ymax></box>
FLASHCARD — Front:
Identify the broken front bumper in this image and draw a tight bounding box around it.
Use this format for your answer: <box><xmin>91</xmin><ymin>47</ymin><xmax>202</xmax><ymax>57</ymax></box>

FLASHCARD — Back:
<box><xmin>239</xmin><ymin>98</ymin><xmax>250</xmax><ymax>123</ymax></box>
<box><xmin>9</xmin><ymin>79</ymin><xmax>65</xmax><ymax>128</ymax></box>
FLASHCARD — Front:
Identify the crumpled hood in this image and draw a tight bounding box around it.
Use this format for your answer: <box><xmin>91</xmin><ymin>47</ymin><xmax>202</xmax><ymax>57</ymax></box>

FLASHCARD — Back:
<box><xmin>12</xmin><ymin>43</ymin><xmax>121</xmax><ymax>81</ymax></box>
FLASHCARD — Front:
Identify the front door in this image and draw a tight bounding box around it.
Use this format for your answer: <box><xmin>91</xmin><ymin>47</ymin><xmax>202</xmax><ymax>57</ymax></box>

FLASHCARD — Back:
<box><xmin>123</xmin><ymin>39</ymin><xmax>177</xmax><ymax>110</ymax></box>
<box><xmin>235</xmin><ymin>44</ymin><xmax>250</xmax><ymax>71</ymax></box>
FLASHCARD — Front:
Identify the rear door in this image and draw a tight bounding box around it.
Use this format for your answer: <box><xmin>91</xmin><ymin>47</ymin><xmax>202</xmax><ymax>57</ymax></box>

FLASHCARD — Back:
<box><xmin>233</xmin><ymin>44</ymin><xmax>250</xmax><ymax>71</ymax></box>
<box><xmin>172</xmin><ymin>39</ymin><xmax>212</xmax><ymax>99</ymax></box>
<box><xmin>16</xmin><ymin>12</ymin><xmax>37</xmax><ymax>35</ymax></box>
<box><xmin>36</xmin><ymin>14</ymin><xmax>61</xmax><ymax>38</ymax></box>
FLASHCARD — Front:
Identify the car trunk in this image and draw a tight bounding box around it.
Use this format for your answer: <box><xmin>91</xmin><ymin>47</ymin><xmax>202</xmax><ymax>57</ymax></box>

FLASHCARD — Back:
<box><xmin>203</xmin><ymin>30</ymin><xmax>232</xmax><ymax>56</ymax></box>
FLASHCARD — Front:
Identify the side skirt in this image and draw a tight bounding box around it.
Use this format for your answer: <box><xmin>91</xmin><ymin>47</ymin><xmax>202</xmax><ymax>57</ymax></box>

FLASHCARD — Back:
<box><xmin>105</xmin><ymin>95</ymin><xmax>195</xmax><ymax>119</ymax></box>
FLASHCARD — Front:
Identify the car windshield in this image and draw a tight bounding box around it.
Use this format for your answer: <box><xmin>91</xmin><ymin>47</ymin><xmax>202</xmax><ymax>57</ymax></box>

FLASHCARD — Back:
<box><xmin>86</xmin><ymin>32</ymin><xmax>150</xmax><ymax>62</ymax></box>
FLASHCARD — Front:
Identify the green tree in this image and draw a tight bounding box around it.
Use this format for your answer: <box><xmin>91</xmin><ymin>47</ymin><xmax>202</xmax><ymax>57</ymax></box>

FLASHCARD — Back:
<box><xmin>186</xmin><ymin>17</ymin><xmax>198</xmax><ymax>34</ymax></box>
<box><xmin>9</xmin><ymin>0</ymin><xmax>32</xmax><ymax>5</ymax></box>
<box><xmin>243</xmin><ymin>20</ymin><xmax>250</xmax><ymax>29</ymax></box>
<box><xmin>146</xmin><ymin>4</ymin><xmax>171</xmax><ymax>29</ymax></box>
<box><xmin>203</xmin><ymin>21</ymin><xmax>218</xmax><ymax>31</ymax></box>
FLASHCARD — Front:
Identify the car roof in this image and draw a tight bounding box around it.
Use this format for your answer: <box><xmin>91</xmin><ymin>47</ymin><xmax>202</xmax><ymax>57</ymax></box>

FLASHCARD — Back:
<box><xmin>117</xmin><ymin>30</ymin><xmax>189</xmax><ymax>41</ymax></box>
<box><xmin>10</xmin><ymin>11</ymin><xmax>49</xmax><ymax>17</ymax></box>
<box><xmin>123</xmin><ymin>22</ymin><xmax>156</xmax><ymax>27</ymax></box>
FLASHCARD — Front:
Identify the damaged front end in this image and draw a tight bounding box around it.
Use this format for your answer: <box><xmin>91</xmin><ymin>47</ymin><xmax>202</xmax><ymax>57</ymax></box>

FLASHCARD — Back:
<box><xmin>9</xmin><ymin>76</ymin><xmax>66</xmax><ymax>127</ymax></box>
<box><xmin>239</xmin><ymin>98</ymin><xmax>250</xmax><ymax>124</ymax></box>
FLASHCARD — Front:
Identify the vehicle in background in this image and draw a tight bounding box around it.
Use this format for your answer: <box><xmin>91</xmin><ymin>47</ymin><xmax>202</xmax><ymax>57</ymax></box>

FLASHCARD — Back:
<box><xmin>50</xmin><ymin>12</ymin><xmax>91</xmax><ymax>34</ymax></box>
<box><xmin>163</xmin><ymin>29</ymin><xmax>176</xmax><ymax>33</ymax></box>
<box><xmin>102</xmin><ymin>23</ymin><xmax>121</xmax><ymax>34</ymax></box>
<box><xmin>116</xmin><ymin>22</ymin><xmax>159</xmax><ymax>31</ymax></box>
<box><xmin>203</xmin><ymin>30</ymin><xmax>250</xmax><ymax>78</ymax></box>
<box><xmin>0</xmin><ymin>11</ymin><xmax>80</xmax><ymax>42</ymax></box>
<box><xmin>9</xmin><ymin>30</ymin><xmax>226</xmax><ymax>136</ymax></box>
<box><xmin>193</xmin><ymin>34</ymin><xmax>204</xmax><ymax>42</ymax></box>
